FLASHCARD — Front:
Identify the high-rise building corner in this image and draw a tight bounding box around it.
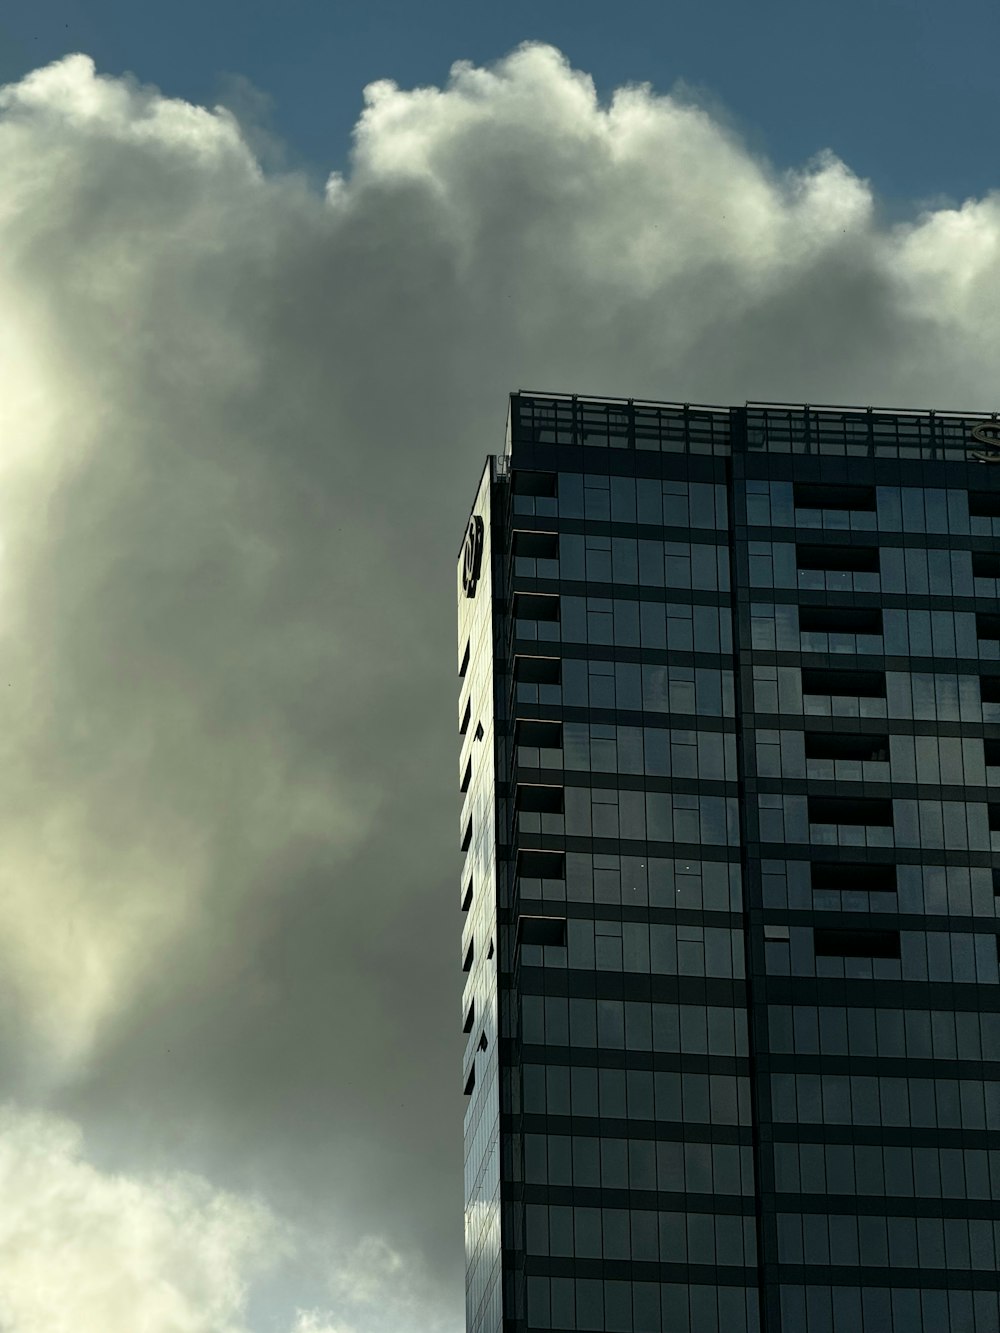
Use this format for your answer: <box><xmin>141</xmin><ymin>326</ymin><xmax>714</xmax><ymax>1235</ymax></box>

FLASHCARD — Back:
<box><xmin>456</xmin><ymin>391</ymin><xmax>1000</xmax><ymax>1333</ymax></box>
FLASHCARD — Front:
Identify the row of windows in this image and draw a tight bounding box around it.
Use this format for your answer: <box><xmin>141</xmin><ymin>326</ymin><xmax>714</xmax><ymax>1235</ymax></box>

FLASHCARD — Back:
<box><xmin>518</xmin><ymin>723</ymin><xmax>739</xmax><ymax>782</ymax></box>
<box><xmin>512</xmin><ymin>466</ymin><xmax>1000</xmax><ymax>541</ymax></box>
<box><xmin>538</xmin><ymin>536</ymin><xmax>731</xmax><ymax>590</ymax></box>
<box><xmin>524</xmin><ymin>1276</ymin><xmax>759</xmax><ymax>1333</ymax></box>
<box><xmin>521</xmin><ymin>1066</ymin><xmax>750</xmax><ymax>1124</ymax></box>
<box><xmin>520</xmin><ymin>997</ymin><xmax>748</xmax><ymax>1056</ymax></box>
<box><xmin>751</xmin><ymin>603</ymin><xmax>990</xmax><ymax>659</ymax></box>
<box><xmin>768</xmin><ymin>1005</ymin><xmax>1000</xmax><ymax>1063</ymax></box>
<box><xmin>764</xmin><ymin>928</ymin><xmax>998</xmax><ymax>984</ymax></box>
<box><xmin>515</xmin><ymin>660</ymin><xmax>736</xmax><ymax>715</ymax></box>
<box><xmin>525</xmin><ymin>847</ymin><xmax>997</xmax><ymax>922</ymax></box>
<box><xmin>770</xmin><ymin>1072</ymin><xmax>1000</xmax><ymax>1130</ymax></box>
<box><xmin>521</xmin><ymin>919</ymin><xmax>745</xmax><ymax>979</ymax></box>
<box><xmin>523</xmin><ymin>1133</ymin><xmax>755</xmax><ymax>1194</ymax></box>
<box><xmin>524</xmin><ymin>923</ymin><xmax>999</xmax><ymax>986</ymax></box>
<box><xmin>779</xmin><ymin>1283</ymin><xmax>1000</xmax><ymax>1333</ymax></box>
<box><xmin>523</xmin><ymin>782</ymin><xmax>1000</xmax><ymax>856</ymax></box>
<box><xmin>746</xmin><ymin>478</ymin><xmax>1000</xmax><ymax>536</ymax></box>
<box><xmin>772</xmin><ymin>1141</ymin><xmax>1000</xmax><ymax>1200</ymax></box>
<box><xmin>761</xmin><ymin>860</ymin><xmax>997</xmax><ymax>916</ymax></box>
<box><xmin>752</xmin><ymin>665</ymin><xmax>1000</xmax><ymax>721</ymax></box>
<box><xmin>557</xmin><ymin>597</ymin><xmax>732</xmax><ymax>652</ymax></box>
<box><xmin>516</xmin><ymin>593</ymin><xmax>732</xmax><ymax>647</ymax></box>
<box><xmin>520</xmin><ymin>854</ymin><xmax>1000</xmax><ymax>918</ymax></box>
<box><xmin>544</xmin><ymin>586</ymin><xmax>985</xmax><ymax>661</ymax></box>
<box><xmin>522</xmin><ymin>593</ymin><xmax>1000</xmax><ymax>658</ymax></box>
<box><xmin>518</xmin><ymin>853</ymin><xmax>742</xmax><ymax>912</ymax></box>
<box><xmin>512</xmin><ymin>474</ymin><xmax>729</xmax><ymax>527</ymax></box>
<box><xmin>798</xmin><ymin>626</ymin><xmax>887</xmax><ymax>656</ymax></box>
<box><xmin>756</xmin><ymin>731</ymin><xmax>990</xmax><ymax>786</ymax></box>
<box><xmin>777</xmin><ymin>1210</ymin><xmax>1000</xmax><ymax>1272</ymax></box>
<box><xmin>525</xmin><ymin>1203</ymin><xmax>756</xmax><ymax>1266</ymax></box>
<box><xmin>521</xmin><ymin>789</ymin><xmax>741</xmax><ymax>847</ymax></box>
<box><xmin>748</xmin><ymin>542</ymin><xmax>978</xmax><ymax>597</ymax></box>
<box><xmin>756</xmin><ymin>794</ymin><xmax>996</xmax><ymax>851</ymax></box>
<box><xmin>762</xmin><ymin>566</ymin><xmax>883</xmax><ymax>599</ymax></box>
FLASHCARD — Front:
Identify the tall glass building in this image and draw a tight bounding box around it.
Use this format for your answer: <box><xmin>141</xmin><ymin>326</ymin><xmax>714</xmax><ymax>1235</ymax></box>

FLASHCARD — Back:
<box><xmin>457</xmin><ymin>391</ymin><xmax>1000</xmax><ymax>1333</ymax></box>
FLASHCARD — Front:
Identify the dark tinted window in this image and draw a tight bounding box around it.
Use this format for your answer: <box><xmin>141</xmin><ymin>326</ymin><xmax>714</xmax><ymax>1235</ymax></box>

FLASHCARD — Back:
<box><xmin>815</xmin><ymin>928</ymin><xmax>900</xmax><ymax>959</ymax></box>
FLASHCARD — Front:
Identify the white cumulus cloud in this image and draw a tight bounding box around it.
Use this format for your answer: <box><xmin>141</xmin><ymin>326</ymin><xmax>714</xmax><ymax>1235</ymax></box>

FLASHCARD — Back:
<box><xmin>0</xmin><ymin>1103</ymin><xmax>284</xmax><ymax>1332</ymax></box>
<box><xmin>0</xmin><ymin>1104</ymin><xmax>446</xmax><ymax>1333</ymax></box>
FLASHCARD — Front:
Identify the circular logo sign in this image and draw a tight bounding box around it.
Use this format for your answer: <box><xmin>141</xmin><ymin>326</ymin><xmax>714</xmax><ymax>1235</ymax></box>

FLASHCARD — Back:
<box><xmin>462</xmin><ymin>515</ymin><xmax>484</xmax><ymax>597</ymax></box>
<box><xmin>969</xmin><ymin>422</ymin><xmax>1000</xmax><ymax>462</ymax></box>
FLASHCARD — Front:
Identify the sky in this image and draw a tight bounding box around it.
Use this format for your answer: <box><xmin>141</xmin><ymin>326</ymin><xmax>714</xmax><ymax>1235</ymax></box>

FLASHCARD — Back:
<box><xmin>3</xmin><ymin>0</ymin><xmax>1000</xmax><ymax>207</ymax></box>
<box><xmin>1</xmin><ymin>4</ymin><xmax>1000</xmax><ymax>1331</ymax></box>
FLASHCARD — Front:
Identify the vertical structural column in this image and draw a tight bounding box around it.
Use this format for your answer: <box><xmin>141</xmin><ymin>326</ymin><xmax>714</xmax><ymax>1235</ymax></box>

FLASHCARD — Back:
<box><xmin>727</xmin><ymin>407</ymin><xmax>779</xmax><ymax>1333</ymax></box>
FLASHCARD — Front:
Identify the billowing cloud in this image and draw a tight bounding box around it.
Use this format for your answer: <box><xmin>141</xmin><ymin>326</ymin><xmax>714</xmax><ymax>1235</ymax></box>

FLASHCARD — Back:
<box><xmin>1</xmin><ymin>39</ymin><xmax>1000</xmax><ymax>1331</ymax></box>
<box><xmin>293</xmin><ymin>1235</ymin><xmax>458</xmax><ymax>1333</ymax></box>
<box><xmin>0</xmin><ymin>1103</ymin><xmax>283</xmax><ymax>1331</ymax></box>
<box><xmin>0</xmin><ymin>1103</ymin><xmax>447</xmax><ymax>1333</ymax></box>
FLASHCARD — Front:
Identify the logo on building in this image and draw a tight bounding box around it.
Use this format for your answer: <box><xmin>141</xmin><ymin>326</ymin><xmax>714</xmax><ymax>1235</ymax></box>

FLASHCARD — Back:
<box><xmin>968</xmin><ymin>422</ymin><xmax>1000</xmax><ymax>463</ymax></box>
<box><xmin>462</xmin><ymin>515</ymin><xmax>484</xmax><ymax>597</ymax></box>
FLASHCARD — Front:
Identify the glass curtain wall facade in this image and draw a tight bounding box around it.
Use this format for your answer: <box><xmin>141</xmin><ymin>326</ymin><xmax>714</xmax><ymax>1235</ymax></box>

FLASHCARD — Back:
<box><xmin>457</xmin><ymin>392</ymin><xmax>1000</xmax><ymax>1333</ymax></box>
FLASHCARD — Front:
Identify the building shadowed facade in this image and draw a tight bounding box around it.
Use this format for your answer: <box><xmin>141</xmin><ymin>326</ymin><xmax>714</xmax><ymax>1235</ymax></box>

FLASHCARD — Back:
<box><xmin>457</xmin><ymin>391</ymin><xmax>1000</xmax><ymax>1333</ymax></box>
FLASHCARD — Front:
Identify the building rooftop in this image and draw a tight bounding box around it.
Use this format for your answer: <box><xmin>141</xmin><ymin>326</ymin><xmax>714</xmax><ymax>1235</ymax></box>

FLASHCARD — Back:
<box><xmin>507</xmin><ymin>390</ymin><xmax>1000</xmax><ymax>463</ymax></box>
